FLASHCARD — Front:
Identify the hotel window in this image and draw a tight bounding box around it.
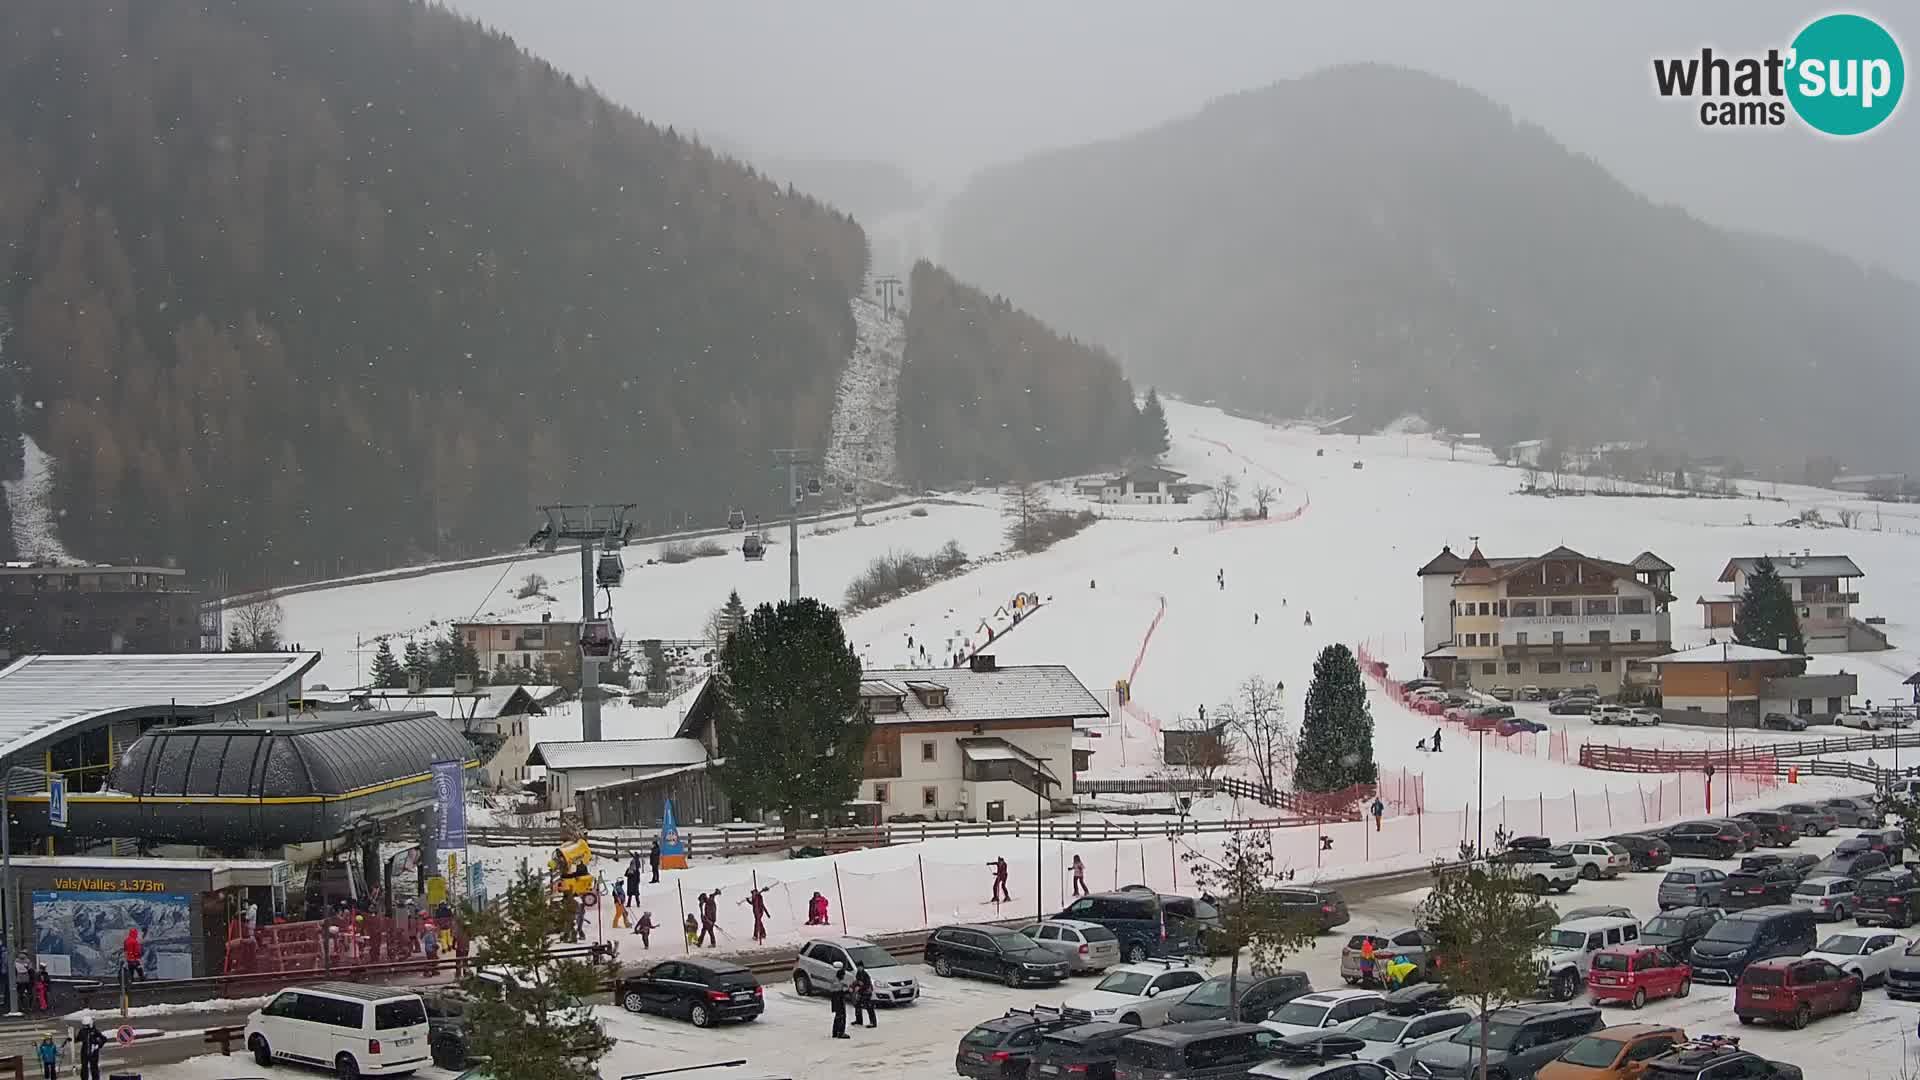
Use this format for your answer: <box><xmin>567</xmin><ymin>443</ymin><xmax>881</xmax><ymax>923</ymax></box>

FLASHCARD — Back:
<box><xmin>922</xmin><ymin>786</ymin><xmax>939</xmax><ymax>808</ymax></box>
<box><xmin>1552</xmin><ymin>631</ymin><xmax>1565</xmax><ymax>645</ymax></box>
<box><xmin>1550</xmin><ymin>600</ymin><xmax>1575</xmax><ymax>616</ymax></box>
<box><xmin>1492</xmin><ymin>634</ymin><xmax>1500</xmax><ymax>646</ymax></box>
<box><xmin>1826</xmin><ymin>607</ymin><xmax>1844</xmax><ymax>619</ymax></box>
<box><xmin>1507</xmin><ymin>662</ymin><xmax>1522</xmax><ymax>674</ymax></box>
<box><xmin>1630</xmin><ymin>629</ymin><xmax>1642</xmax><ymax>642</ymax></box>
<box><xmin>873</xmin><ymin>783</ymin><xmax>890</xmax><ymax>803</ymax></box>
<box><xmin>1482</xmin><ymin>663</ymin><xmax>1497</xmax><ymax>675</ymax></box>
<box><xmin>1600</xmin><ymin>660</ymin><xmax>1613</xmax><ymax>672</ymax></box>
<box><xmin>1585</xmin><ymin>599</ymin><xmax>1613</xmax><ymax>615</ymax></box>
<box><xmin>1515</xmin><ymin>632</ymin><xmax>1529</xmax><ymax>646</ymax></box>
<box><xmin>1538</xmin><ymin>661</ymin><xmax>1562</xmax><ymax>674</ymax></box>
<box><xmin>1567</xmin><ymin>659</ymin><xmax>1594</xmax><ymax>674</ymax></box>
<box><xmin>1513</xmin><ymin>601</ymin><xmax>1539</xmax><ymax>617</ymax></box>
<box><xmin>1620</xmin><ymin>598</ymin><xmax>1647</xmax><ymax>614</ymax></box>
<box><xmin>920</xmin><ymin>740</ymin><xmax>937</xmax><ymax>763</ymax></box>
<box><xmin>1588</xmin><ymin>630</ymin><xmax>1611</xmax><ymax>644</ymax></box>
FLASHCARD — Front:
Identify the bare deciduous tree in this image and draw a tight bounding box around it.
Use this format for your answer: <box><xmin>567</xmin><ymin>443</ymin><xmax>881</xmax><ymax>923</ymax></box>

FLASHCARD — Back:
<box><xmin>514</xmin><ymin>572</ymin><xmax>550</xmax><ymax>599</ymax></box>
<box><xmin>1210</xmin><ymin>473</ymin><xmax>1240</xmax><ymax>521</ymax></box>
<box><xmin>1217</xmin><ymin>676</ymin><xmax>1293</xmax><ymax>798</ymax></box>
<box><xmin>227</xmin><ymin>593</ymin><xmax>285</xmax><ymax>650</ymax></box>
<box><xmin>1003</xmin><ymin>483</ymin><xmax>1042</xmax><ymax>552</ymax></box>
<box><xmin>1837</xmin><ymin>508</ymin><xmax>1862</xmax><ymax>529</ymax></box>
<box><xmin>1250</xmin><ymin>483</ymin><xmax>1277</xmax><ymax>519</ymax></box>
<box><xmin>1160</xmin><ymin>713</ymin><xmax>1237</xmax><ymax>787</ymax></box>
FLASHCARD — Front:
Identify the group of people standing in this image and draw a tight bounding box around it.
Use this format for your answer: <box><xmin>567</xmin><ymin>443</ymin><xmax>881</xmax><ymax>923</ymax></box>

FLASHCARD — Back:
<box><xmin>824</xmin><ymin>961</ymin><xmax>878</xmax><ymax>1038</ymax></box>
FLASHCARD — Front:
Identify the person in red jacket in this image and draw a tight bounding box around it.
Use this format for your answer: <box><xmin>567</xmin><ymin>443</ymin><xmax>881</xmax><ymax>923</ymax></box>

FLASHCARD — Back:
<box><xmin>123</xmin><ymin>926</ymin><xmax>145</xmax><ymax>981</ymax></box>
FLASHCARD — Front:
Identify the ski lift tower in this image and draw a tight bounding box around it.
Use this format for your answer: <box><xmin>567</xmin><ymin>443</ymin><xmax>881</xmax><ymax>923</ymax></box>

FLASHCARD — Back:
<box><xmin>772</xmin><ymin>449</ymin><xmax>817</xmax><ymax>603</ymax></box>
<box><xmin>529</xmin><ymin>503</ymin><xmax>636</xmax><ymax>742</ymax></box>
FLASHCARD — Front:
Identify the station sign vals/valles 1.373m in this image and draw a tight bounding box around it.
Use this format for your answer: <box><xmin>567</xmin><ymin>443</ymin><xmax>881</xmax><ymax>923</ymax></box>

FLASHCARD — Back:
<box><xmin>1655</xmin><ymin>12</ymin><xmax>1905</xmax><ymax>134</ymax></box>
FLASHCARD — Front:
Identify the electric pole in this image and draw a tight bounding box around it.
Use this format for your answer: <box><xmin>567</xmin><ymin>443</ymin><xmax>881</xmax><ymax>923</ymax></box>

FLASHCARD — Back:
<box><xmin>772</xmin><ymin>449</ymin><xmax>815</xmax><ymax>603</ymax></box>
<box><xmin>529</xmin><ymin>503</ymin><xmax>635</xmax><ymax>742</ymax></box>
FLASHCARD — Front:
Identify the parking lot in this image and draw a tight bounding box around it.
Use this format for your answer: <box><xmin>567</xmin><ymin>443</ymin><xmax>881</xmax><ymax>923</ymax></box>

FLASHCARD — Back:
<box><xmin>140</xmin><ymin>820</ymin><xmax>1920</xmax><ymax>1079</ymax></box>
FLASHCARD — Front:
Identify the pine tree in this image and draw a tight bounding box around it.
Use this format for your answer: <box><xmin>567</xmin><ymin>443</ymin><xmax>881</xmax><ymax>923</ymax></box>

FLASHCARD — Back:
<box><xmin>461</xmin><ymin>874</ymin><xmax>615</xmax><ymax>1080</ymax></box>
<box><xmin>1732</xmin><ymin>556</ymin><xmax>1804</xmax><ymax>657</ymax></box>
<box><xmin>402</xmin><ymin>638</ymin><xmax>429</xmax><ymax>686</ymax></box>
<box><xmin>1293</xmin><ymin>643</ymin><xmax>1378</xmax><ymax>792</ymax></box>
<box><xmin>713</xmin><ymin>598</ymin><xmax>869</xmax><ymax>828</ymax></box>
<box><xmin>718</xmin><ymin>590</ymin><xmax>747</xmax><ymax>646</ymax></box>
<box><xmin>1138</xmin><ymin>388</ymin><xmax>1171</xmax><ymax>458</ymax></box>
<box><xmin>226</xmin><ymin>625</ymin><xmax>245</xmax><ymax>652</ymax></box>
<box><xmin>369</xmin><ymin>638</ymin><xmax>405</xmax><ymax>689</ymax></box>
<box><xmin>429</xmin><ymin>626</ymin><xmax>481</xmax><ymax>686</ymax></box>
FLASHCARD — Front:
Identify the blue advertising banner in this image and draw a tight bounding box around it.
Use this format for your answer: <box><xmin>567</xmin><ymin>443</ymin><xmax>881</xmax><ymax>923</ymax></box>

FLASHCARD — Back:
<box><xmin>432</xmin><ymin>759</ymin><xmax>467</xmax><ymax>850</ymax></box>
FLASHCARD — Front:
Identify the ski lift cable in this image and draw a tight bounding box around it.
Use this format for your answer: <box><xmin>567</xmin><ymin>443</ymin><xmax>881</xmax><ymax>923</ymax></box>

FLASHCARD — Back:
<box><xmin>465</xmin><ymin>554</ymin><xmax>523</xmax><ymax>621</ymax></box>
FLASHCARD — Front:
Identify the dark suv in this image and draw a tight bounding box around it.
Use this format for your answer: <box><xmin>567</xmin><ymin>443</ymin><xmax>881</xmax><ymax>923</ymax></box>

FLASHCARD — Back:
<box><xmin>956</xmin><ymin>1006</ymin><xmax>1075</xmax><ymax>1079</ymax></box>
<box><xmin>1113</xmin><ymin>1021</ymin><xmax>1282</xmax><ymax>1080</ymax></box>
<box><xmin>1027</xmin><ymin>1022</ymin><xmax>1132</xmax><ymax>1080</ymax></box>
<box><xmin>1720</xmin><ymin>865</ymin><xmax>1800</xmax><ymax>910</ymax></box>
<box><xmin>1854</xmin><ymin>866</ymin><xmax>1920</xmax><ymax>928</ymax></box>
<box><xmin>1639</xmin><ymin>906</ymin><xmax>1725</xmax><ymax>962</ymax></box>
<box><xmin>1641</xmin><ymin>1037</ymin><xmax>1805</xmax><ymax>1080</ymax></box>
<box><xmin>1684</xmin><ymin>905</ymin><xmax>1817</xmax><ymax>985</ymax></box>
<box><xmin>1164</xmin><ymin>970</ymin><xmax>1310</xmax><ymax>1024</ymax></box>
<box><xmin>927</xmin><ymin>925</ymin><xmax>1070</xmax><ymax>987</ymax></box>
<box><xmin>1605</xmin><ymin>833</ymin><xmax>1673</xmax><ymax>871</ymax></box>
<box><xmin>1733</xmin><ymin>811</ymin><xmax>1799</xmax><ymax>848</ymax></box>
<box><xmin>613</xmin><ymin>956</ymin><xmax>763</xmax><ymax>1027</ymax></box>
<box><xmin>1056</xmin><ymin>892</ymin><xmax>1219</xmax><ymax>962</ymax></box>
<box><xmin>1812</xmin><ymin>840</ymin><xmax>1891</xmax><ymax>880</ymax></box>
<box><xmin>1406</xmin><ymin>1002</ymin><xmax>1602</xmax><ymax>1079</ymax></box>
<box><xmin>1661</xmin><ymin>821</ymin><xmax>1743</xmax><ymax>860</ymax></box>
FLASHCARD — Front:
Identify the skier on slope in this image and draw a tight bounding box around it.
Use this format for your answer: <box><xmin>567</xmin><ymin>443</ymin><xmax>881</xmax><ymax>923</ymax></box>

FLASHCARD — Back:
<box><xmin>1303</xmin><ymin>611</ymin><xmax>1312</xmax><ymax>626</ymax></box>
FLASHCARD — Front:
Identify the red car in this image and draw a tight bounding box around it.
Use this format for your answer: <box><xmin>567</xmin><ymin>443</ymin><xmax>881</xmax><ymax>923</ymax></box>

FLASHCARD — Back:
<box><xmin>1733</xmin><ymin>957</ymin><xmax>1861</xmax><ymax>1029</ymax></box>
<box><xmin>1586</xmin><ymin>945</ymin><xmax>1691</xmax><ymax>1009</ymax></box>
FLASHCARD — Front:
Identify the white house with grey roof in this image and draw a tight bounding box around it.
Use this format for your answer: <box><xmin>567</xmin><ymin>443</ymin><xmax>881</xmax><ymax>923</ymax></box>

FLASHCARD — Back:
<box><xmin>1702</xmin><ymin>552</ymin><xmax>1887</xmax><ymax>653</ymax></box>
<box><xmin>527</xmin><ymin>736</ymin><xmax>710</xmax><ymax>810</ymax></box>
<box><xmin>855</xmin><ymin>656</ymin><xmax>1107</xmax><ymax>822</ymax></box>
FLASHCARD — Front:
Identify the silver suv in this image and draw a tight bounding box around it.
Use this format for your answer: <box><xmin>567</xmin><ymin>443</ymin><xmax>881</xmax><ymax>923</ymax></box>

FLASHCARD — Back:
<box><xmin>1018</xmin><ymin>918</ymin><xmax>1122</xmax><ymax>973</ymax></box>
<box><xmin>792</xmin><ymin>936</ymin><xmax>919</xmax><ymax>1005</ymax></box>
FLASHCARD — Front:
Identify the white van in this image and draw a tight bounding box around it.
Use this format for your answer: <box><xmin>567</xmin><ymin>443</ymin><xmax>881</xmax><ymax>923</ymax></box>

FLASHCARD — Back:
<box><xmin>245</xmin><ymin>982</ymin><xmax>431</xmax><ymax>1077</ymax></box>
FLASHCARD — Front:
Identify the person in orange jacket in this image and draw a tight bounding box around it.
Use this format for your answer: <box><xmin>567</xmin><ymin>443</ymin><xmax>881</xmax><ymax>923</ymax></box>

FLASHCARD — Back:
<box><xmin>123</xmin><ymin>927</ymin><xmax>145</xmax><ymax>981</ymax></box>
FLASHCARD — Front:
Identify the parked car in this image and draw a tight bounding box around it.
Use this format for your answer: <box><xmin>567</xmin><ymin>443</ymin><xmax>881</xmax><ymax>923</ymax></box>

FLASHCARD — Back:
<box><xmin>613</xmin><ymin>957</ymin><xmax>763</xmax><ymax>1027</ymax></box>
<box><xmin>1497</xmin><ymin>717</ymin><xmax>1551</xmax><ymax>736</ymax></box>
<box><xmin>1260</xmin><ymin>989</ymin><xmax>1386</xmax><ymax>1037</ymax></box>
<box><xmin>1639</xmin><ymin>1036</ymin><xmax>1805</xmax><ymax>1080</ymax></box>
<box><xmin>1657</xmin><ymin>867</ymin><xmax>1729</xmax><ymax>910</ymax></box>
<box><xmin>1247</xmin><ymin>1031</ymin><xmax>1378</xmax><ymax>1078</ymax></box>
<box><xmin>1562</xmin><ymin>905</ymin><xmax>1635</xmax><ymax>922</ymax></box>
<box><xmin>1733</xmin><ymin>956</ymin><xmax>1861</xmax><ymax>1028</ymax></box>
<box><xmin>245</xmin><ymin>983</ymin><xmax>432</xmax><ymax>1076</ymax></box>
<box><xmin>1588</xmin><ymin>946</ymin><xmax>1693</xmax><ymax>1012</ymax></box>
<box><xmin>1659</xmin><ymin>822</ymin><xmax>1743</xmax><ymax>861</ymax></box>
<box><xmin>1885</xmin><ymin>777</ymin><xmax>1920</xmax><ymax>804</ymax></box>
<box><xmin>1483</xmin><ymin>846</ymin><xmax>1581</xmax><ymax>894</ymax></box>
<box><xmin>1165</xmin><ymin>970</ymin><xmax>1312</xmax><ymax>1025</ymax></box>
<box><xmin>1401</xmin><ymin>678</ymin><xmax>1441</xmax><ymax>693</ymax></box>
<box><xmin>1810</xmin><ymin>844</ymin><xmax>1891</xmax><ymax>881</ymax></box>
<box><xmin>1732</xmin><ymin>811</ymin><xmax>1799</xmax><ymax>848</ymax></box>
<box><xmin>1590</xmin><ymin>704</ymin><xmax>1630</xmax><ymax>726</ymax></box>
<box><xmin>1836</xmin><ymin>707</ymin><xmax>1884</xmax><ymax>731</ymax></box>
<box><xmin>1623</xmin><ymin>708</ymin><xmax>1663</xmax><ymax>727</ymax></box>
<box><xmin>1261</xmin><ymin>885</ymin><xmax>1352</xmax><ymax>933</ymax></box>
<box><xmin>1537</xmin><ymin>916</ymin><xmax>1643</xmax><ymax>1001</ymax></box>
<box><xmin>420</xmin><ymin>971</ymin><xmax>596</xmax><ymax>1069</ymax></box>
<box><xmin>1339</xmin><ymin>928</ymin><xmax>1433</xmax><ymax>986</ymax></box>
<box><xmin>1548</xmin><ymin>841</ymin><xmax>1631</xmax><ymax>881</ymax></box>
<box><xmin>1821</xmin><ymin>796</ymin><xmax>1882</xmax><ymax>828</ymax></box>
<box><xmin>1720</xmin><ymin>865</ymin><xmax>1801</xmax><ymax>910</ymax></box>
<box><xmin>1774</xmin><ymin>802</ymin><xmax>1839</xmax><ymax>836</ymax></box>
<box><xmin>1685</xmin><ymin>905</ymin><xmax>1818</xmax><ymax>985</ymax></box>
<box><xmin>1055</xmin><ymin>892</ymin><xmax>1195</xmax><ymax>963</ymax></box>
<box><xmin>926</xmin><ymin>924</ymin><xmax>1071</xmax><ymax>987</ymax></box>
<box><xmin>792</xmin><ymin>936</ymin><xmax>920</xmax><ymax>1003</ymax></box>
<box><xmin>1709</xmin><ymin>817</ymin><xmax>1764</xmax><ymax>852</ymax></box>
<box><xmin>1114</xmin><ymin>1020</ymin><xmax>1282</xmax><ymax>1080</ymax></box>
<box><xmin>1855</xmin><ymin>867</ymin><xmax>1920</xmax><ymax>927</ymax></box>
<box><xmin>1638</xmin><ymin>907</ymin><xmax>1724</xmax><ymax>962</ymax></box>
<box><xmin>1883</xmin><ymin>937</ymin><xmax>1920</xmax><ymax>1000</ymax></box>
<box><xmin>1467</xmin><ymin>705</ymin><xmax>1516</xmax><ymax>730</ymax></box>
<box><xmin>1804</xmin><ymin>929</ymin><xmax>1907</xmax><ymax>987</ymax></box>
<box><xmin>1538</xmin><ymin>1024</ymin><xmax>1687</xmax><ymax>1079</ymax></box>
<box><xmin>1406</xmin><ymin>1003</ymin><xmax>1604</xmax><ymax>1080</ymax></box>
<box><xmin>1518</xmin><ymin>685</ymin><xmax>1543</xmax><ymax>701</ymax></box>
<box><xmin>1790</xmin><ymin>874</ymin><xmax>1859</xmax><ymax>922</ymax></box>
<box><xmin>1780</xmin><ymin>853</ymin><xmax>1824</xmax><ymax>880</ymax></box>
<box><xmin>1019</xmin><ymin>919</ymin><xmax>1123</xmax><ymax>974</ymax></box>
<box><xmin>1490</xmin><ymin>686</ymin><xmax>1515</xmax><ymax>702</ymax></box>
<box><xmin>1028</xmin><ymin>1022</ymin><xmax>1132</xmax><ymax>1080</ymax></box>
<box><xmin>1761</xmin><ymin>712</ymin><xmax>1808</xmax><ymax>732</ymax></box>
<box><xmin>1855</xmin><ymin>827</ymin><xmax>1907</xmax><ymax>860</ymax></box>
<box><xmin>1604</xmin><ymin>833</ymin><xmax>1673</xmax><ymax>871</ymax></box>
<box><xmin>1061</xmin><ymin>960</ymin><xmax>1209</xmax><ymax>1027</ymax></box>
<box><xmin>1549</xmin><ymin>696</ymin><xmax>1596</xmax><ymax>716</ymax></box>
<box><xmin>956</xmin><ymin>1006</ymin><xmax>1076</xmax><ymax>1079</ymax></box>
<box><xmin>1337</xmin><ymin>1008</ymin><xmax>1474</xmax><ymax>1072</ymax></box>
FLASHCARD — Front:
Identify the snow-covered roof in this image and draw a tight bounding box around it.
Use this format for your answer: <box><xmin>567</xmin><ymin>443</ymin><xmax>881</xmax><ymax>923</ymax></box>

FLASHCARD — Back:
<box><xmin>856</xmin><ymin>664</ymin><xmax>1106</xmax><ymax>726</ymax></box>
<box><xmin>957</xmin><ymin>736</ymin><xmax>1061</xmax><ymax>780</ymax></box>
<box><xmin>572</xmin><ymin>760</ymin><xmax>713</xmax><ymax>793</ymax></box>
<box><xmin>0</xmin><ymin>652</ymin><xmax>319</xmax><ymax>760</ymax></box>
<box><xmin>1645</xmin><ymin>643</ymin><xmax>1809</xmax><ymax>665</ymax></box>
<box><xmin>1720</xmin><ymin>555</ymin><xmax>1864</xmax><ymax>581</ymax></box>
<box><xmin>528</xmin><ymin>736</ymin><xmax>708</xmax><ymax>772</ymax></box>
<box><xmin>358</xmin><ymin>685</ymin><xmax>545</xmax><ymax>722</ymax></box>
<box><xmin>1416</xmin><ymin>546</ymin><xmax>1466</xmax><ymax>577</ymax></box>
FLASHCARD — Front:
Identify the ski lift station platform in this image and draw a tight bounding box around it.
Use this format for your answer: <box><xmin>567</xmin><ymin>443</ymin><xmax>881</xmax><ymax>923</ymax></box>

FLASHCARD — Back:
<box><xmin>0</xmin><ymin>653</ymin><xmax>476</xmax><ymax>854</ymax></box>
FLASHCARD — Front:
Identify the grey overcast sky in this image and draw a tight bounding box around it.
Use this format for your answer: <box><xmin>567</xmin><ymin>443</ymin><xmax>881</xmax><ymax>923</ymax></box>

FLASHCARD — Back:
<box><xmin>447</xmin><ymin>1</ymin><xmax>1918</xmax><ymax>280</ymax></box>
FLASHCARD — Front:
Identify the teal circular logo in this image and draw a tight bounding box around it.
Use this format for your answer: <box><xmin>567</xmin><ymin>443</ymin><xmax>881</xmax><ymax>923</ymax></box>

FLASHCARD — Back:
<box><xmin>1787</xmin><ymin>13</ymin><xmax>1905</xmax><ymax>135</ymax></box>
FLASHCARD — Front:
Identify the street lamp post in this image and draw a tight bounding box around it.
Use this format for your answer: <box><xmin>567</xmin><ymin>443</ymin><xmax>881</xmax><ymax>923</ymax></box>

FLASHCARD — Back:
<box><xmin>1476</xmin><ymin>728</ymin><xmax>1486</xmax><ymax>857</ymax></box>
<box><xmin>1034</xmin><ymin>756</ymin><xmax>1052</xmax><ymax>924</ymax></box>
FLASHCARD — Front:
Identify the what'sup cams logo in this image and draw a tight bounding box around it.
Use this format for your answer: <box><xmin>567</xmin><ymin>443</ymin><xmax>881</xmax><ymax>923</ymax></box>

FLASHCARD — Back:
<box><xmin>1654</xmin><ymin>12</ymin><xmax>1904</xmax><ymax>135</ymax></box>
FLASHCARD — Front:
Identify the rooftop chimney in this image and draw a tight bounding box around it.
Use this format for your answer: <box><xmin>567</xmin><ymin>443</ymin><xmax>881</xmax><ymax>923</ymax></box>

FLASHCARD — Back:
<box><xmin>970</xmin><ymin>654</ymin><xmax>998</xmax><ymax>673</ymax></box>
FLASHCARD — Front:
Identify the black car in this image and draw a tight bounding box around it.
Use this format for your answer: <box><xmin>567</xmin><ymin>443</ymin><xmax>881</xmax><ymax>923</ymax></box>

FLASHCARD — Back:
<box><xmin>1113</xmin><ymin>1021</ymin><xmax>1282</xmax><ymax>1080</ymax></box>
<box><xmin>1164</xmin><ymin>970</ymin><xmax>1310</xmax><ymax>1024</ymax></box>
<box><xmin>1709</xmin><ymin>817</ymin><xmax>1764</xmax><ymax>852</ymax></box>
<box><xmin>1761</xmin><ymin>712</ymin><xmax>1808</xmax><ymax>732</ymax></box>
<box><xmin>1605</xmin><ymin>833</ymin><xmax>1674</xmax><ymax>871</ymax></box>
<box><xmin>421</xmin><ymin>988</ymin><xmax>473</xmax><ymax>1070</ymax></box>
<box><xmin>1661</xmin><ymin>821</ymin><xmax>1744</xmax><ymax>859</ymax></box>
<box><xmin>1261</xmin><ymin>886</ymin><xmax>1351</xmax><ymax>933</ymax></box>
<box><xmin>1639</xmin><ymin>906</ymin><xmax>1725</xmax><ymax>962</ymax></box>
<box><xmin>1549</xmin><ymin>696</ymin><xmax>1596</xmax><ymax>715</ymax></box>
<box><xmin>1720</xmin><ymin>865</ymin><xmax>1800</xmax><ymax>909</ymax></box>
<box><xmin>1056</xmin><ymin>892</ymin><xmax>1219</xmax><ymax>963</ymax></box>
<box><xmin>1854</xmin><ymin>867</ymin><xmax>1920</xmax><ymax>928</ymax></box>
<box><xmin>927</xmin><ymin>924</ymin><xmax>1071</xmax><ymax>987</ymax></box>
<box><xmin>1777</xmin><ymin>853</ymin><xmax>1823</xmax><ymax>880</ymax></box>
<box><xmin>1407</xmin><ymin>1002</ymin><xmax>1603</xmax><ymax>1079</ymax></box>
<box><xmin>614</xmin><ymin>957</ymin><xmax>763</xmax><ymax>1027</ymax></box>
<box><xmin>1822</xmin><ymin>796</ymin><xmax>1882</xmax><ymax>828</ymax></box>
<box><xmin>956</xmin><ymin>1007</ymin><xmax>1076</xmax><ymax>1079</ymax></box>
<box><xmin>1733</xmin><ymin>811</ymin><xmax>1799</xmax><ymax>848</ymax></box>
<box><xmin>1641</xmin><ymin>1037</ymin><xmax>1804</xmax><ymax>1080</ymax></box>
<box><xmin>1776</xmin><ymin>802</ymin><xmax>1839</xmax><ymax>836</ymax></box>
<box><xmin>1685</xmin><ymin>905</ymin><xmax>1817</xmax><ymax>985</ymax></box>
<box><xmin>1813</xmin><ymin>845</ymin><xmax>1892</xmax><ymax>881</ymax></box>
<box><xmin>1856</xmin><ymin>828</ymin><xmax>1907</xmax><ymax>860</ymax></box>
<box><xmin>1027</xmin><ymin>1022</ymin><xmax>1132</xmax><ymax>1080</ymax></box>
<box><xmin>1507</xmin><ymin>835</ymin><xmax>1554</xmax><ymax>851</ymax></box>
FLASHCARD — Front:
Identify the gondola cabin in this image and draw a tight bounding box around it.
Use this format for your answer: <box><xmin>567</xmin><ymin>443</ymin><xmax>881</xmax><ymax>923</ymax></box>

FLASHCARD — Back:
<box><xmin>595</xmin><ymin>551</ymin><xmax>625</xmax><ymax>588</ymax></box>
<box><xmin>580</xmin><ymin>620</ymin><xmax>617</xmax><ymax>661</ymax></box>
<box><xmin>727</xmin><ymin>508</ymin><xmax>747</xmax><ymax>530</ymax></box>
<box><xmin>742</xmin><ymin>534</ymin><xmax>766</xmax><ymax>561</ymax></box>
